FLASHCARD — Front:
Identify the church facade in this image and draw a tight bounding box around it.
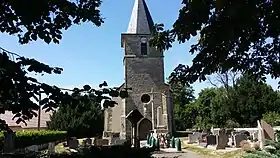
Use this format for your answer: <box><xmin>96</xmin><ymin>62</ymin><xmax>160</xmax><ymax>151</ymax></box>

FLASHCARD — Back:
<box><xmin>103</xmin><ymin>0</ymin><xmax>175</xmax><ymax>141</ymax></box>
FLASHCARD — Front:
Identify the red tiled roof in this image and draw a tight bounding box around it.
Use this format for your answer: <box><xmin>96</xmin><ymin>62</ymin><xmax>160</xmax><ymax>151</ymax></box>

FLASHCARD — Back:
<box><xmin>0</xmin><ymin>109</ymin><xmax>53</xmax><ymax>128</ymax></box>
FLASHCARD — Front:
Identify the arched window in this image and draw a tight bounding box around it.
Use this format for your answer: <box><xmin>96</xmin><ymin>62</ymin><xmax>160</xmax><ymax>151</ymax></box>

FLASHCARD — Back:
<box><xmin>140</xmin><ymin>38</ymin><xmax>148</xmax><ymax>55</ymax></box>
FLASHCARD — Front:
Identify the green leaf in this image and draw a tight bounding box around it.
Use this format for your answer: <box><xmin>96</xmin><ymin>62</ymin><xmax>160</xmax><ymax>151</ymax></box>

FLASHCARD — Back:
<box><xmin>120</xmin><ymin>90</ymin><xmax>128</xmax><ymax>98</ymax></box>
<box><xmin>83</xmin><ymin>85</ymin><xmax>91</xmax><ymax>91</ymax></box>
<box><xmin>31</xmin><ymin>34</ymin><xmax>37</xmax><ymax>40</ymax></box>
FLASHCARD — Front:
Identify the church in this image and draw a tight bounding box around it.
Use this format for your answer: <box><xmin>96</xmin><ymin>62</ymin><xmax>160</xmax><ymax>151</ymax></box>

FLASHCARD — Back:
<box><xmin>103</xmin><ymin>0</ymin><xmax>175</xmax><ymax>142</ymax></box>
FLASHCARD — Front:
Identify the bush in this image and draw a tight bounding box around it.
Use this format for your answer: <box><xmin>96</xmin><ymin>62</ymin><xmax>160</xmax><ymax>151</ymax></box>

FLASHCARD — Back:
<box><xmin>0</xmin><ymin>130</ymin><xmax>67</xmax><ymax>149</ymax></box>
<box><xmin>262</xmin><ymin>112</ymin><xmax>280</xmax><ymax>126</ymax></box>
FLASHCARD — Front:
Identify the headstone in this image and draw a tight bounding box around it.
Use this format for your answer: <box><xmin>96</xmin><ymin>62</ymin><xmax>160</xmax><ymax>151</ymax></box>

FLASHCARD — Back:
<box><xmin>193</xmin><ymin>132</ymin><xmax>202</xmax><ymax>139</ymax></box>
<box><xmin>188</xmin><ymin>134</ymin><xmax>197</xmax><ymax>144</ymax></box>
<box><xmin>261</xmin><ymin>120</ymin><xmax>274</xmax><ymax>140</ymax></box>
<box><xmin>48</xmin><ymin>142</ymin><xmax>55</xmax><ymax>154</ymax></box>
<box><xmin>3</xmin><ymin>131</ymin><xmax>15</xmax><ymax>153</ymax></box>
<box><xmin>82</xmin><ymin>140</ymin><xmax>87</xmax><ymax>147</ymax></box>
<box><xmin>216</xmin><ymin>129</ymin><xmax>228</xmax><ymax>149</ymax></box>
<box><xmin>252</xmin><ymin>132</ymin><xmax>258</xmax><ymax>141</ymax></box>
<box><xmin>257</xmin><ymin>120</ymin><xmax>265</xmax><ymax>149</ymax></box>
<box><xmin>227</xmin><ymin>137</ymin><xmax>234</xmax><ymax>147</ymax></box>
<box><xmin>115</xmin><ymin>139</ymin><xmax>126</xmax><ymax>145</ymax></box>
<box><xmin>26</xmin><ymin>145</ymin><xmax>39</xmax><ymax>152</ymax></box>
<box><xmin>110</xmin><ymin>137</ymin><xmax>120</xmax><ymax>145</ymax></box>
<box><xmin>188</xmin><ymin>132</ymin><xmax>202</xmax><ymax>144</ymax></box>
<box><xmin>85</xmin><ymin>138</ymin><xmax>92</xmax><ymax>145</ymax></box>
<box><xmin>68</xmin><ymin>137</ymin><xmax>79</xmax><ymax>149</ymax></box>
<box><xmin>211</xmin><ymin>126</ymin><xmax>214</xmax><ymax>134</ymax></box>
<box><xmin>234</xmin><ymin>134</ymin><xmax>247</xmax><ymax>148</ymax></box>
<box><xmin>226</xmin><ymin>129</ymin><xmax>234</xmax><ymax>136</ymax></box>
<box><xmin>206</xmin><ymin>135</ymin><xmax>216</xmax><ymax>145</ymax></box>
<box><xmin>95</xmin><ymin>139</ymin><xmax>109</xmax><ymax>146</ymax></box>
<box><xmin>213</xmin><ymin>129</ymin><xmax>219</xmax><ymax>135</ymax></box>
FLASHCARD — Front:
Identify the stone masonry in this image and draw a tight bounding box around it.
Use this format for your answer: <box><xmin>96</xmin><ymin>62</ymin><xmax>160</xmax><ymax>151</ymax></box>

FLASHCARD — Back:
<box><xmin>103</xmin><ymin>0</ymin><xmax>175</xmax><ymax>142</ymax></box>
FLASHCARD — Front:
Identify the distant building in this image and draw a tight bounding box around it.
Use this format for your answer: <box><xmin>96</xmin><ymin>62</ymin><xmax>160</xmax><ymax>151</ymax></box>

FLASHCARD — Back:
<box><xmin>103</xmin><ymin>0</ymin><xmax>175</xmax><ymax>141</ymax></box>
<box><xmin>0</xmin><ymin>108</ymin><xmax>53</xmax><ymax>131</ymax></box>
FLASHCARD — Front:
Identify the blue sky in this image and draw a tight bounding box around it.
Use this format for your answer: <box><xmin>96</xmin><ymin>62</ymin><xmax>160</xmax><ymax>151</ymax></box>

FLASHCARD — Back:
<box><xmin>0</xmin><ymin>0</ymin><xmax>279</xmax><ymax>97</ymax></box>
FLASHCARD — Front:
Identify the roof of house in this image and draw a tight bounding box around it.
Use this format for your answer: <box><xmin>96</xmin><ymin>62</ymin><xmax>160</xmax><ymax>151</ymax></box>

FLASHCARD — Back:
<box><xmin>0</xmin><ymin>109</ymin><xmax>53</xmax><ymax>128</ymax></box>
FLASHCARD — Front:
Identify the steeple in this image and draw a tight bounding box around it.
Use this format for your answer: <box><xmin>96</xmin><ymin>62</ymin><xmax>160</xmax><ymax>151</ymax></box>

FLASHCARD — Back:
<box><xmin>127</xmin><ymin>0</ymin><xmax>154</xmax><ymax>34</ymax></box>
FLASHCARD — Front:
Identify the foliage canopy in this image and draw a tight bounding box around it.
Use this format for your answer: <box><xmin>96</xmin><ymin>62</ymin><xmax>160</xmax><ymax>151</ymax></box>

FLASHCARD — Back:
<box><xmin>47</xmin><ymin>95</ymin><xmax>104</xmax><ymax>138</ymax></box>
<box><xmin>151</xmin><ymin>0</ymin><xmax>280</xmax><ymax>86</ymax></box>
<box><xmin>0</xmin><ymin>0</ymin><xmax>127</xmax><ymax>131</ymax></box>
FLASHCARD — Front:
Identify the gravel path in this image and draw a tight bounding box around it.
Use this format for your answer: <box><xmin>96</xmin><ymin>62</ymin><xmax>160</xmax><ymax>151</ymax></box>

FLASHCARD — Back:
<box><xmin>152</xmin><ymin>150</ymin><xmax>204</xmax><ymax>158</ymax></box>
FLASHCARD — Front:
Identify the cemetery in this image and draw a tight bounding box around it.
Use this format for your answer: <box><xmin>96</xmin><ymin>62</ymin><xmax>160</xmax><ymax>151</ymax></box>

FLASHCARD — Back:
<box><xmin>0</xmin><ymin>0</ymin><xmax>279</xmax><ymax>158</ymax></box>
<box><xmin>2</xmin><ymin>119</ymin><xmax>280</xmax><ymax>158</ymax></box>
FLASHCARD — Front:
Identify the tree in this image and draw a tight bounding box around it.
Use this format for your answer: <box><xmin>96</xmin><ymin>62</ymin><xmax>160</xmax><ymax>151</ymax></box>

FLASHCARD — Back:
<box><xmin>170</xmin><ymin>81</ymin><xmax>196</xmax><ymax>130</ymax></box>
<box><xmin>150</xmin><ymin>0</ymin><xmax>280</xmax><ymax>86</ymax></box>
<box><xmin>227</xmin><ymin>74</ymin><xmax>280</xmax><ymax>127</ymax></box>
<box><xmin>170</xmin><ymin>81</ymin><xmax>195</xmax><ymax>106</ymax></box>
<box><xmin>0</xmin><ymin>0</ymin><xmax>128</xmax><ymax>131</ymax></box>
<box><xmin>207</xmin><ymin>71</ymin><xmax>240</xmax><ymax>93</ymax></box>
<box><xmin>191</xmin><ymin>74</ymin><xmax>280</xmax><ymax>129</ymax></box>
<box><xmin>47</xmin><ymin>95</ymin><xmax>104</xmax><ymax>138</ymax></box>
<box><xmin>192</xmin><ymin>88</ymin><xmax>218</xmax><ymax>129</ymax></box>
<box><xmin>262</xmin><ymin>111</ymin><xmax>280</xmax><ymax>127</ymax></box>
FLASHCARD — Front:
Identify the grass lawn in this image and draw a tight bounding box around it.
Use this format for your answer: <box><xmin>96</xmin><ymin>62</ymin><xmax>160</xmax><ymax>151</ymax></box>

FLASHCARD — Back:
<box><xmin>180</xmin><ymin>137</ymin><xmax>245</xmax><ymax>158</ymax></box>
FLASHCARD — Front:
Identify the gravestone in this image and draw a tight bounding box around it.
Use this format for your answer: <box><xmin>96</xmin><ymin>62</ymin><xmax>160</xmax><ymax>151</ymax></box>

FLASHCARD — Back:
<box><xmin>95</xmin><ymin>139</ymin><xmax>109</xmax><ymax>146</ymax></box>
<box><xmin>26</xmin><ymin>145</ymin><xmax>39</xmax><ymax>152</ymax></box>
<box><xmin>211</xmin><ymin>126</ymin><xmax>214</xmax><ymax>134</ymax></box>
<box><xmin>68</xmin><ymin>137</ymin><xmax>79</xmax><ymax>149</ymax></box>
<box><xmin>188</xmin><ymin>134</ymin><xmax>197</xmax><ymax>144</ymax></box>
<box><xmin>213</xmin><ymin>129</ymin><xmax>219</xmax><ymax>135</ymax></box>
<box><xmin>234</xmin><ymin>134</ymin><xmax>247</xmax><ymax>148</ymax></box>
<box><xmin>116</xmin><ymin>139</ymin><xmax>126</xmax><ymax>145</ymax></box>
<box><xmin>206</xmin><ymin>135</ymin><xmax>216</xmax><ymax>145</ymax></box>
<box><xmin>252</xmin><ymin>132</ymin><xmax>258</xmax><ymax>141</ymax></box>
<box><xmin>110</xmin><ymin>137</ymin><xmax>120</xmax><ymax>145</ymax></box>
<box><xmin>48</xmin><ymin>142</ymin><xmax>55</xmax><ymax>154</ymax></box>
<box><xmin>3</xmin><ymin>131</ymin><xmax>15</xmax><ymax>153</ymax></box>
<box><xmin>228</xmin><ymin>136</ymin><xmax>234</xmax><ymax>147</ymax></box>
<box><xmin>216</xmin><ymin>129</ymin><xmax>228</xmax><ymax>149</ymax></box>
<box><xmin>85</xmin><ymin>138</ymin><xmax>92</xmax><ymax>145</ymax></box>
<box><xmin>257</xmin><ymin>120</ymin><xmax>265</xmax><ymax>149</ymax></box>
<box><xmin>261</xmin><ymin>120</ymin><xmax>274</xmax><ymax>140</ymax></box>
<box><xmin>226</xmin><ymin>129</ymin><xmax>234</xmax><ymax>136</ymax></box>
<box><xmin>194</xmin><ymin>132</ymin><xmax>202</xmax><ymax>139</ymax></box>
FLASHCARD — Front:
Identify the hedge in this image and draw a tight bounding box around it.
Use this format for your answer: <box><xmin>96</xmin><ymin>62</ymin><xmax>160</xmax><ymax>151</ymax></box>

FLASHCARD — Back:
<box><xmin>0</xmin><ymin>130</ymin><xmax>67</xmax><ymax>149</ymax></box>
<box><xmin>174</xmin><ymin>131</ymin><xmax>192</xmax><ymax>137</ymax></box>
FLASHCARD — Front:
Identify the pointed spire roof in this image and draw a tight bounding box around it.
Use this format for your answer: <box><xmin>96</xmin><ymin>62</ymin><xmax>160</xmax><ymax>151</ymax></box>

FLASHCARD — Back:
<box><xmin>127</xmin><ymin>0</ymin><xmax>154</xmax><ymax>34</ymax></box>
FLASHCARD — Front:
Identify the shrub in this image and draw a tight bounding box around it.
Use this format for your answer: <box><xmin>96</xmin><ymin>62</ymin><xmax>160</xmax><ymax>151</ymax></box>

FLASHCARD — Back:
<box><xmin>262</xmin><ymin>112</ymin><xmax>280</xmax><ymax>126</ymax></box>
<box><xmin>0</xmin><ymin>130</ymin><xmax>67</xmax><ymax>149</ymax></box>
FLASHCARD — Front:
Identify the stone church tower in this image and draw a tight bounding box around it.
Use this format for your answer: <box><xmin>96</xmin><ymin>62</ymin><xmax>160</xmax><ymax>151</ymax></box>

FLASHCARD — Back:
<box><xmin>103</xmin><ymin>0</ymin><xmax>175</xmax><ymax>141</ymax></box>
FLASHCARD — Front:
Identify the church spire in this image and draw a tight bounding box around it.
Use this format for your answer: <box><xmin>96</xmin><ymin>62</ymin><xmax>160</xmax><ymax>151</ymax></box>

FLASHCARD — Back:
<box><xmin>127</xmin><ymin>0</ymin><xmax>154</xmax><ymax>34</ymax></box>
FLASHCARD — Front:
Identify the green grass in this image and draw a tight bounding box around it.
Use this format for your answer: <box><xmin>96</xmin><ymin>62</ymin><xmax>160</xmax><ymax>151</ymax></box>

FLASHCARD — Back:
<box><xmin>180</xmin><ymin>137</ymin><xmax>245</xmax><ymax>158</ymax></box>
<box><xmin>183</xmin><ymin>144</ymin><xmax>245</xmax><ymax>158</ymax></box>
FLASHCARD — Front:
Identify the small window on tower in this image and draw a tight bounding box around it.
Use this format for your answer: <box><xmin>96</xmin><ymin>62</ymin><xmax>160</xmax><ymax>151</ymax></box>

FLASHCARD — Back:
<box><xmin>140</xmin><ymin>38</ymin><xmax>148</xmax><ymax>55</ymax></box>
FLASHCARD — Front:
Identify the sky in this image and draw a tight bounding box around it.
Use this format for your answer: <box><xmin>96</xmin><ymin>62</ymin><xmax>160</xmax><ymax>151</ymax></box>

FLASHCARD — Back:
<box><xmin>0</xmin><ymin>0</ymin><xmax>279</xmax><ymax>97</ymax></box>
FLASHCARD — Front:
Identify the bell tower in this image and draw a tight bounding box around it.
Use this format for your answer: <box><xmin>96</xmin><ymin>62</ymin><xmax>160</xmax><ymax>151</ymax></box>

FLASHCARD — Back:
<box><xmin>103</xmin><ymin>0</ymin><xmax>174</xmax><ymax>142</ymax></box>
<box><xmin>121</xmin><ymin>0</ymin><xmax>166</xmax><ymax>140</ymax></box>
